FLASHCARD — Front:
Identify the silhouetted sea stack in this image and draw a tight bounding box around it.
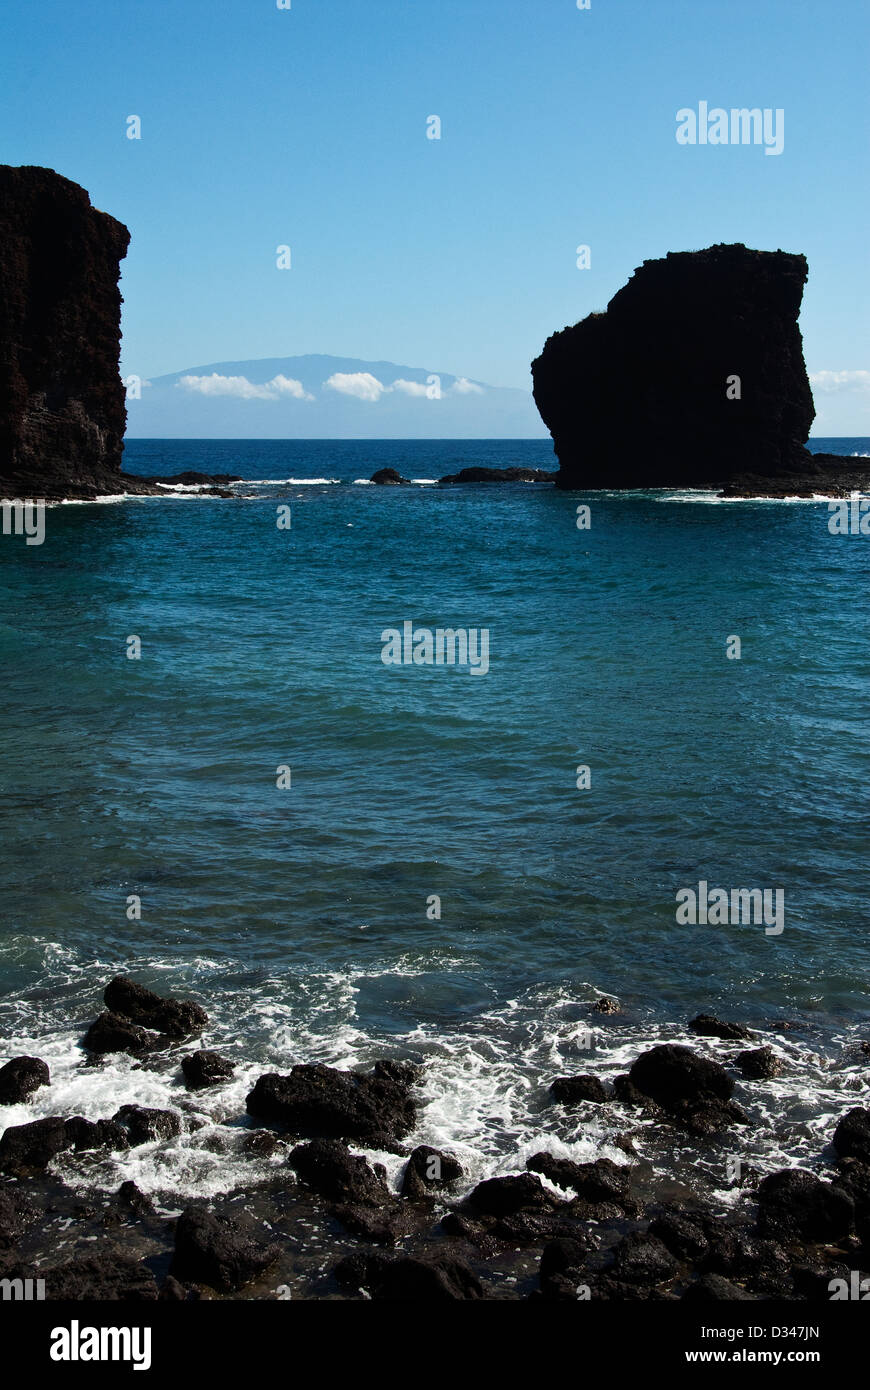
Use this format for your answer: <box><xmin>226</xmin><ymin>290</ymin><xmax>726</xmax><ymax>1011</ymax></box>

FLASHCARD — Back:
<box><xmin>0</xmin><ymin>165</ymin><xmax>133</xmax><ymax>500</ymax></box>
<box><xmin>532</xmin><ymin>243</ymin><xmax>869</xmax><ymax>496</ymax></box>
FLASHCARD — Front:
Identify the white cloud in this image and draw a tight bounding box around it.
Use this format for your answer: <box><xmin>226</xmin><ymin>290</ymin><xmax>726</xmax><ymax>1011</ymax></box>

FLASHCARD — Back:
<box><xmin>809</xmin><ymin>370</ymin><xmax>870</xmax><ymax>394</ymax></box>
<box><xmin>451</xmin><ymin>377</ymin><xmax>484</xmax><ymax>395</ymax></box>
<box><xmin>177</xmin><ymin>372</ymin><xmax>313</xmax><ymax>401</ymax></box>
<box><xmin>389</xmin><ymin>378</ymin><xmax>430</xmax><ymax>396</ymax></box>
<box><xmin>324</xmin><ymin>371</ymin><xmax>386</xmax><ymax>402</ymax></box>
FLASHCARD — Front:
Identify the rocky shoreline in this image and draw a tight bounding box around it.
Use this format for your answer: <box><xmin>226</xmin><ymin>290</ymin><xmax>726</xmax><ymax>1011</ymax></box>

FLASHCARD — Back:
<box><xmin>2</xmin><ymin>977</ymin><xmax>868</xmax><ymax>1302</ymax></box>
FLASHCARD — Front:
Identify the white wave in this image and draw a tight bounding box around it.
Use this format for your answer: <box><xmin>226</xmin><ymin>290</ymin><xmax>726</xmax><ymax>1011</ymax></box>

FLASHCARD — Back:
<box><xmin>228</xmin><ymin>477</ymin><xmax>341</xmax><ymax>486</ymax></box>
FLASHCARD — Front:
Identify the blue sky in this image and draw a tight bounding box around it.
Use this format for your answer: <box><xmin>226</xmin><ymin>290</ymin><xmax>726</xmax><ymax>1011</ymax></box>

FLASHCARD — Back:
<box><xmin>2</xmin><ymin>0</ymin><xmax>868</xmax><ymax>432</ymax></box>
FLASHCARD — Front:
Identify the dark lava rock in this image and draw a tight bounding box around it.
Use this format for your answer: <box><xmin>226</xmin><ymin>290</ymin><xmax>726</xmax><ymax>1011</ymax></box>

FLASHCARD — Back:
<box><xmin>140</xmin><ymin>470</ymin><xmax>241</xmax><ymax>486</ymax></box>
<box><xmin>0</xmin><ymin>1055</ymin><xmax>50</xmax><ymax>1104</ymax></box>
<box><xmin>289</xmin><ymin>1138</ymin><xmax>391</xmax><ymax>1206</ymax></box>
<box><xmin>401</xmin><ymin>1144</ymin><xmax>463</xmax><ymax>1199</ymax></box>
<box><xmin>736</xmin><ymin>1045</ymin><xmax>783</xmax><ymax>1079</ymax></box>
<box><xmin>439</xmin><ymin>466</ymin><xmax>556</xmax><ymax>484</ymax></box>
<box><xmin>611</xmin><ymin>1232</ymin><xmax>679</xmax><ymax>1286</ymax></box>
<box><xmin>0</xmin><ymin>1188</ymin><xmax>37</xmax><ymax>1247</ymax></box>
<box><xmin>532</xmin><ymin>243</ymin><xmax>824</xmax><ymax>490</ymax></box>
<box><xmin>683</xmin><ymin>1273</ymin><xmax>756</xmax><ymax>1301</ymax></box>
<box><xmin>0</xmin><ymin>165</ymin><xmax>131</xmax><ymax>500</ymax></box>
<box><xmin>82</xmin><ymin>1011</ymin><xmax>156</xmax><ymax>1056</ymax></box>
<box><xmin>170</xmin><ymin>1207</ymin><xmax>280</xmax><ymax>1292</ymax></box>
<box><xmin>526</xmin><ymin>1153</ymin><xmax>636</xmax><ymax>1212</ymax></box>
<box><xmin>549</xmin><ymin>1074</ymin><xmax>610</xmax><ymax>1105</ymax></box>
<box><xmin>246</xmin><ymin>1061</ymin><xmax>416</xmax><ymax>1144</ymax></box>
<box><xmin>332</xmin><ymin>1203</ymin><xmax>428</xmax><ymax>1244</ymax></box>
<box><xmin>756</xmin><ymin>1169</ymin><xmax>854</xmax><ymax>1242</ymax></box>
<box><xmin>103</xmin><ymin>975</ymin><xmax>208</xmax><ymax>1038</ymax></box>
<box><xmin>334</xmin><ymin>1250</ymin><xmax>483</xmax><ymax>1301</ymax></box>
<box><xmin>703</xmin><ymin>1229</ymin><xmax>791</xmax><ymax>1294</ymax></box>
<box><xmin>112</xmin><ymin>1104</ymin><xmax>182</xmax><ymax>1146</ymax></box>
<box><xmin>833</xmin><ymin>1108</ymin><xmax>870</xmax><ymax>1165</ymax></box>
<box><xmin>464</xmin><ymin>1172</ymin><xmax>555</xmax><ymax>1217</ymax></box>
<box><xmin>370</xmin><ymin>468</ymin><xmax>410</xmax><ymax>485</ymax></box>
<box><xmin>371</xmin><ymin>1058</ymin><xmax>422</xmax><ymax>1087</ymax></box>
<box><xmin>689</xmin><ymin>1014</ymin><xmax>755</xmax><ymax>1042</ymax></box>
<box><xmin>540</xmin><ymin>1236</ymin><xmax>594</xmax><ymax>1287</ymax></box>
<box><xmin>181</xmin><ymin>1050</ymin><xmax>235</xmax><ymax>1089</ymax></box>
<box><xmin>593</xmin><ymin>997</ymin><xmax>621</xmax><ymax>1015</ymax></box>
<box><xmin>45</xmin><ymin>1250</ymin><xmax>158</xmax><ymax>1301</ymax></box>
<box><xmin>649</xmin><ymin>1210</ymin><xmax>710</xmax><ymax>1262</ymax></box>
<box><xmin>0</xmin><ymin>1116</ymin><xmax>71</xmax><ymax>1172</ymax></box>
<box><xmin>629</xmin><ymin>1044</ymin><xmax>734</xmax><ymax>1107</ymax></box>
<box><xmin>791</xmin><ymin>1260</ymin><xmax>854</xmax><ymax>1301</ymax></box>
<box><xmin>64</xmin><ymin>1115</ymin><xmax>129</xmax><ymax>1152</ymax></box>
<box><xmin>243</xmin><ymin>1129</ymin><xmax>284</xmax><ymax>1157</ymax></box>
<box><xmin>115</xmin><ymin>1180</ymin><xmax>155</xmax><ymax>1220</ymax></box>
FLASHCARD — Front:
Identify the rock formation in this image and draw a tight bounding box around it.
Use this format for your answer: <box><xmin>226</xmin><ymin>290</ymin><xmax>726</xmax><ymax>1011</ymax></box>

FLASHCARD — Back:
<box><xmin>532</xmin><ymin>243</ymin><xmax>869</xmax><ymax>495</ymax></box>
<box><xmin>0</xmin><ymin>165</ymin><xmax>133</xmax><ymax>499</ymax></box>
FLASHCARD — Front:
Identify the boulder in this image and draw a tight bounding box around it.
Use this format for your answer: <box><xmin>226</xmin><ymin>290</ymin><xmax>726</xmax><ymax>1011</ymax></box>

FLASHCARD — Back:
<box><xmin>103</xmin><ymin>975</ymin><xmax>208</xmax><ymax>1038</ymax></box>
<box><xmin>438</xmin><ymin>466</ymin><xmax>555</xmax><ymax>484</ymax></box>
<box><xmin>112</xmin><ymin>1105</ymin><xmax>182</xmax><ymax>1146</ymax></box>
<box><xmin>463</xmin><ymin>1172</ymin><xmax>555</xmax><ymax>1217</ymax></box>
<box><xmin>64</xmin><ymin>1116</ymin><xmax>129</xmax><ymax>1152</ymax></box>
<box><xmin>549</xmin><ymin>1074</ymin><xmax>610</xmax><ymax>1105</ymax></box>
<box><xmin>45</xmin><ymin>1250</ymin><xmax>159</xmax><ymax>1300</ymax></box>
<box><xmin>334</xmin><ymin>1250</ymin><xmax>483</xmax><ymax>1300</ymax></box>
<box><xmin>289</xmin><ymin>1138</ymin><xmax>391</xmax><ymax>1206</ymax></box>
<box><xmin>736</xmin><ymin>1045</ymin><xmax>783</xmax><ymax>1080</ymax></box>
<box><xmin>689</xmin><ymin>1014</ymin><xmax>755</xmax><ymax>1042</ymax></box>
<box><xmin>370</xmin><ymin>468</ymin><xmax>409</xmax><ymax>485</ymax></box>
<box><xmin>0</xmin><ymin>1055</ymin><xmax>50</xmax><ymax>1104</ymax></box>
<box><xmin>401</xmin><ymin>1145</ymin><xmax>463</xmax><ymax>1199</ymax></box>
<box><xmin>833</xmin><ymin>1108</ymin><xmax>870</xmax><ymax>1165</ymax></box>
<box><xmin>611</xmin><ymin>1232</ymin><xmax>679</xmax><ymax>1286</ymax></box>
<box><xmin>526</xmin><ymin>1153</ymin><xmax>636</xmax><ymax>1212</ymax></box>
<box><xmin>756</xmin><ymin>1169</ymin><xmax>854</xmax><ymax>1242</ymax></box>
<box><xmin>170</xmin><ymin>1207</ymin><xmax>280</xmax><ymax>1292</ymax></box>
<box><xmin>0</xmin><ymin>1116</ymin><xmax>71</xmax><ymax>1172</ymax></box>
<box><xmin>246</xmin><ymin>1061</ymin><xmax>416</xmax><ymax>1144</ymax></box>
<box><xmin>81</xmin><ymin>1011</ymin><xmax>156</xmax><ymax>1056</ymax></box>
<box><xmin>0</xmin><ymin>1188</ymin><xmax>37</xmax><ymax>1248</ymax></box>
<box><xmin>181</xmin><ymin>1050</ymin><xmax>235</xmax><ymax>1089</ymax></box>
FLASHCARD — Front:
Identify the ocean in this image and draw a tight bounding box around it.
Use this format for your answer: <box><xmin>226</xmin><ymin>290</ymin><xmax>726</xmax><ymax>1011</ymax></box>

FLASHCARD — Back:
<box><xmin>1</xmin><ymin>437</ymin><xmax>869</xmax><ymax>1209</ymax></box>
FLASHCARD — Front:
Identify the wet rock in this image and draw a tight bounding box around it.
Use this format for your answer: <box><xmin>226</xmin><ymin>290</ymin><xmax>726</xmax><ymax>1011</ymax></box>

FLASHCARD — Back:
<box><xmin>627</xmin><ymin>1043</ymin><xmax>746</xmax><ymax>1132</ymax></box>
<box><xmin>438</xmin><ymin>1212</ymin><xmax>500</xmax><ymax>1255</ymax></box>
<box><xmin>736</xmin><ymin>1045</ymin><xmax>783</xmax><ymax>1079</ymax></box>
<box><xmin>611</xmin><ymin>1232</ymin><xmax>679</xmax><ymax>1286</ymax></box>
<box><xmin>0</xmin><ymin>1188</ymin><xmax>37</xmax><ymax>1247</ymax></box>
<box><xmin>0</xmin><ymin>1116</ymin><xmax>71</xmax><ymax>1173</ymax></box>
<box><xmin>401</xmin><ymin>1145</ymin><xmax>463</xmax><ymax>1199</ymax></box>
<box><xmin>170</xmin><ymin>1207</ymin><xmax>280</xmax><ymax>1293</ymax></box>
<box><xmin>464</xmin><ymin>1172</ymin><xmax>556</xmax><ymax>1217</ymax></box>
<box><xmin>492</xmin><ymin>1210</ymin><xmax>592</xmax><ymax>1245</ymax></box>
<box><xmin>648</xmin><ymin>1209</ymin><xmax>710</xmax><ymax>1262</ymax></box>
<box><xmin>103</xmin><ymin>975</ymin><xmax>208</xmax><ymax>1038</ymax></box>
<box><xmin>112</xmin><ymin>1104</ymin><xmax>182</xmax><ymax>1146</ymax></box>
<box><xmin>703</xmin><ymin>1228</ymin><xmax>791</xmax><ymax>1294</ymax></box>
<box><xmin>593</xmin><ymin>997</ymin><xmax>620</xmax><ymax>1015</ymax></box>
<box><xmin>332</xmin><ymin>1203</ymin><xmax>428</xmax><ymax>1244</ymax></box>
<box><xmin>549</xmin><ymin>1074</ymin><xmax>610</xmax><ymax>1105</ymax></box>
<box><xmin>243</xmin><ymin>1129</ymin><xmax>284</xmax><ymax>1158</ymax></box>
<box><xmin>82</xmin><ymin>1011</ymin><xmax>156</xmax><ymax>1056</ymax></box>
<box><xmin>833</xmin><ymin>1108</ymin><xmax>870</xmax><ymax>1165</ymax></box>
<box><xmin>158</xmin><ymin>1274</ymin><xmax>189</xmax><ymax>1301</ymax></box>
<box><xmin>526</xmin><ymin>1153</ymin><xmax>637</xmax><ymax>1212</ymax></box>
<box><xmin>115</xmin><ymin>1181</ymin><xmax>155</xmax><ymax>1220</ymax></box>
<box><xmin>289</xmin><ymin>1138</ymin><xmax>391</xmax><ymax>1206</ymax></box>
<box><xmin>539</xmin><ymin>1236</ymin><xmax>594</xmax><ymax>1291</ymax></box>
<box><xmin>438</xmin><ymin>466</ymin><xmax>555</xmax><ymax>485</ymax></box>
<box><xmin>246</xmin><ymin>1061</ymin><xmax>416</xmax><ymax>1144</ymax></box>
<box><xmin>370</xmin><ymin>468</ymin><xmax>410</xmax><ymax>485</ymax></box>
<box><xmin>45</xmin><ymin>1249</ymin><xmax>159</xmax><ymax>1300</ymax></box>
<box><xmin>689</xmin><ymin>1014</ymin><xmax>755</xmax><ymax>1042</ymax></box>
<box><xmin>683</xmin><ymin>1273</ymin><xmax>756</xmax><ymax>1301</ymax></box>
<box><xmin>64</xmin><ymin>1116</ymin><xmax>129</xmax><ymax>1152</ymax></box>
<box><xmin>181</xmin><ymin>1050</ymin><xmax>235</xmax><ymax>1089</ymax></box>
<box><xmin>0</xmin><ymin>1055</ymin><xmax>50</xmax><ymax>1104</ymax></box>
<box><xmin>334</xmin><ymin>1250</ymin><xmax>483</xmax><ymax>1300</ymax></box>
<box><xmin>756</xmin><ymin>1169</ymin><xmax>854</xmax><ymax>1242</ymax></box>
<box><xmin>371</xmin><ymin>1058</ymin><xmax>422</xmax><ymax>1087</ymax></box>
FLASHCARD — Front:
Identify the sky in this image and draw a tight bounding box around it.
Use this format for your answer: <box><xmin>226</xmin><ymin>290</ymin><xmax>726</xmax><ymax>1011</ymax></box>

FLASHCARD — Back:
<box><xmin>1</xmin><ymin>0</ymin><xmax>868</xmax><ymax>433</ymax></box>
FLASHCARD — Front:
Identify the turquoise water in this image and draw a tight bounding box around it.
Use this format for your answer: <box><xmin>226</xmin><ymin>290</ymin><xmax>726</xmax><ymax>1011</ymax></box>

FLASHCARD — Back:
<box><xmin>1</xmin><ymin>438</ymin><xmax>868</xmax><ymax>1199</ymax></box>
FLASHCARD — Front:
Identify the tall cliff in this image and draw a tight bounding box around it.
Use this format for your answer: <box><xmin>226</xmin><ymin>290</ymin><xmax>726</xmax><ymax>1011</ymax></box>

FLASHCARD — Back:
<box><xmin>531</xmin><ymin>244</ymin><xmax>818</xmax><ymax>490</ymax></box>
<box><xmin>0</xmin><ymin>165</ymin><xmax>130</xmax><ymax>499</ymax></box>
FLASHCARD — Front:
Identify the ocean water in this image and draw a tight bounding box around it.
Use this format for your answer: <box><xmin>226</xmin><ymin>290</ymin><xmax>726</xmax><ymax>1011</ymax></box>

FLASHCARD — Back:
<box><xmin>1</xmin><ymin>437</ymin><xmax>869</xmax><ymax>1206</ymax></box>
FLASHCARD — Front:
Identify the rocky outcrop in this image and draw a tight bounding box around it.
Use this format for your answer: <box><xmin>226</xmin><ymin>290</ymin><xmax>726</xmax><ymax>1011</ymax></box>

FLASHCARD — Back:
<box><xmin>83</xmin><ymin>975</ymin><xmax>209</xmax><ymax>1055</ymax></box>
<box><xmin>0</xmin><ymin>166</ymin><xmax>132</xmax><ymax>499</ymax></box>
<box><xmin>438</xmin><ymin>466</ymin><xmax>556</xmax><ymax>484</ymax></box>
<box><xmin>246</xmin><ymin>1060</ymin><xmax>417</xmax><ymax>1146</ymax></box>
<box><xmin>532</xmin><ymin>243</ymin><xmax>869</xmax><ymax>494</ymax></box>
<box><xmin>0</xmin><ymin>1055</ymin><xmax>50</xmax><ymax>1104</ymax></box>
<box><xmin>170</xmin><ymin>1206</ymin><xmax>280</xmax><ymax>1293</ymax></box>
